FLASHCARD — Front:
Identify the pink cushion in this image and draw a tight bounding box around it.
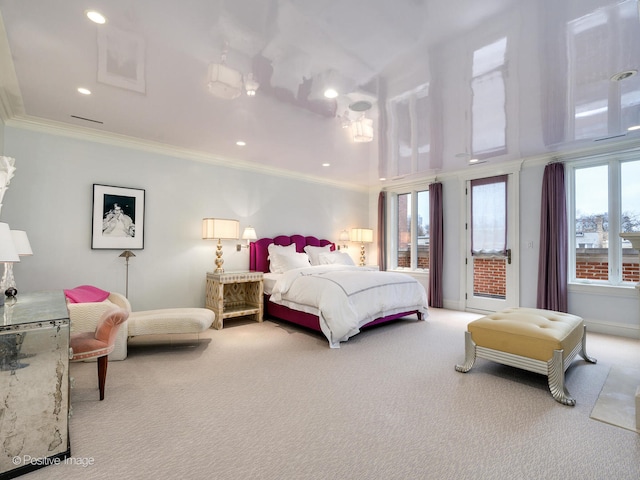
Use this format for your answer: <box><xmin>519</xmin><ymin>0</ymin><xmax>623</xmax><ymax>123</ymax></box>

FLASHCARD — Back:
<box><xmin>64</xmin><ymin>285</ymin><xmax>110</xmax><ymax>303</ymax></box>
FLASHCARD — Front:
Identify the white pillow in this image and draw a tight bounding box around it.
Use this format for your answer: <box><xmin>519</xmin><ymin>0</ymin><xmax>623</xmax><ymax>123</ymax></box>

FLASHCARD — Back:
<box><xmin>268</xmin><ymin>244</ymin><xmax>297</xmax><ymax>273</ymax></box>
<box><xmin>271</xmin><ymin>251</ymin><xmax>310</xmax><ymax>272</ymax></box>
<box><xmin>318</xmin><ymin>251</ymin><xmax>356</xmax><ymax>266</ymax></box>
<box><xmin>304</xmin><ymin>245</ymin><xmax>332</xmax><ymax>266</ymax></box>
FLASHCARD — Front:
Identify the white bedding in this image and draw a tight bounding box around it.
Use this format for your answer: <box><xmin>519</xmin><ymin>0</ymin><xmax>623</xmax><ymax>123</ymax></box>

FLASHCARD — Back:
<box><xmin>269</xmin><ymin>265</ymin><xmax>428</xmax><ymax>347</ymax></box>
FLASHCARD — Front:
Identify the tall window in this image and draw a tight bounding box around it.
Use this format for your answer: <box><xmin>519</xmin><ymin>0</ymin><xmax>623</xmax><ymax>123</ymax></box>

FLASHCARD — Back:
<box><xmin>570</xmin><ymin>156</ymin><xmax>640</xmax><ymax>285</ymax></box>
<box><xmin>393</xmin><ymin>188</ymin><xmax>429</xmax><ymax>271</ymax></box>
<box><xmin>470</xmin><ymin>175</ymin><xmax>508</xmax><ymax>298</ymax></box>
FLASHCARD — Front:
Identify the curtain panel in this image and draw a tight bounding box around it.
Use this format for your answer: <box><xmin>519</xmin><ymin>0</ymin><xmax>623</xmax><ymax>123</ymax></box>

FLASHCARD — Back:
<box><xmin>428</xmin><ymin>182</ymin><xmax>443</xmax><ymax>307</ymax></box>
<box><xmin>537</xmin><ymin>162</ymin><xmax>568</xmax><ymax>312</ymax></box>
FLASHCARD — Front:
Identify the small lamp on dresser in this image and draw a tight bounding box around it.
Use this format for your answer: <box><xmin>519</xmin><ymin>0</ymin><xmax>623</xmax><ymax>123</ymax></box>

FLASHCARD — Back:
<box><xmin>351</xmin><ymin>228</ymin><xmax>373</xmax><ymax>266</ymax></box>
<box><xmin>202</xmin><ymin>218</ymin><xmax>240</xmax><ymax>274</ymax></box>
<box><xmin>0</xmin><ymin>223</ymin><xmax>20</xmax><ymax>305</ymax></box>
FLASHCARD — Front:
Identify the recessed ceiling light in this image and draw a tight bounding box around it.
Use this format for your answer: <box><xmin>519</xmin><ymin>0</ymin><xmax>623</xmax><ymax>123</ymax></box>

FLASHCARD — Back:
<box><xmin>236</xmin><ymin>140</ymin><xmax>246</xmax><ymax>146</ymax></box>
<box><xmin>379</xmin><ymin>177</ymin><xmax>387</xmax><ymax>181</ymax></box>
<box><xmin>322</xmin><ymin>163</ymin><xmax>330</xmax><ymax>167</ymax></box>
<box><xmin>627</xmin><ymin>125</ymin><xmax>640</xmax><ymax>131</ymax></box>
<box><xmin>324</xmin><ymin>88</ymin><xmax>338</xmax><ymax>99</ymax></box>
<box><xmin>469</xmin><ymin>158</ymin><xmax>479</xmax><ymax>164</ymax></box>
<box><xmin>77</xmin><ymin>87</ymin><xmax>91</xmax><ymax>95</ymax></box>
<box><xmin>86</xmin><ymin>10</ymin><xmax>106</xmax><ymax>24</ymax></box>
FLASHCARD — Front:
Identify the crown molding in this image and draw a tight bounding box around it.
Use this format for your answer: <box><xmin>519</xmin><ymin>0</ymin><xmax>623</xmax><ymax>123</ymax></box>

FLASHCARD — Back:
<box><xmin>6</xmin><ymin>115</ymin><xmax>370</xmax><ymax>193</ymax></box>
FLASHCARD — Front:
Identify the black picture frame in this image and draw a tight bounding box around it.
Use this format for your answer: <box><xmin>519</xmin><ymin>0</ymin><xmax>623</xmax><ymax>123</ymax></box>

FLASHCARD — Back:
<box><xmin>91</xmin><ymin>184</ymin><xmax>145</xmax><ymax>249</ymax></box>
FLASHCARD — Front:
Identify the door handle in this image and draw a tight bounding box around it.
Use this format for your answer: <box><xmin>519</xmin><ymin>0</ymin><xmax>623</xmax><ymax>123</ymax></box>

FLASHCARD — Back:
<box><xmin>506</xmin><ymin>248</ymin><xmax>511</xmax><ymax>265</ymax></box>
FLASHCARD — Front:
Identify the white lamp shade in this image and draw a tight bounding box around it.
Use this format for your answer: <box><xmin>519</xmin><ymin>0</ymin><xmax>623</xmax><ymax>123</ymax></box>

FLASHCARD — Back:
<box><xmin>242</xmin><ymin>226</ymin><xmax>257</xmax><ymax>241</ymax></box>
<box><xmin>351</xmin><ymin>228</ymin><xmax>373</xmax><ymax>243</ymax></box>
<box><xmin>10</xmin><ymin>230</ymin><xmax>33</xmax><ymax>256</ymax></box>
<box><xmin>202</xmin><ymin>218</ymin><xmax>240</xmax><ymax>240</ymax></box>
<box><xmin>338</xmin><ymin>230</ymin><xmax>350</xmax><ymax>242</ymax></box>
<box><xmin>0</xmin><ymin>223</ymin><xmax>20</xmax><ymax>262</ymax></box>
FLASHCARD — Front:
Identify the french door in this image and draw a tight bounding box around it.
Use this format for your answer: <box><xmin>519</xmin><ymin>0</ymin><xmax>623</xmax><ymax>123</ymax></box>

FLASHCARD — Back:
<box><xmin>465</xmin><ymin>172</ymin><xmax>519</xmax><ymax>313</ymax></box>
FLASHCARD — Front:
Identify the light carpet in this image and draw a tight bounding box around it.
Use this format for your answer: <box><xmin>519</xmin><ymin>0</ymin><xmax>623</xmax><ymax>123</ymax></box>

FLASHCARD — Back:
<box><xmin>590</xmin><ymin>365</ymin><xmax>640</xmax><ymax>433</ymax></box>
<box><xmin>15</xmin><ymin>309</ymin><xmax>640</xmax><ymax>480</ymax></box>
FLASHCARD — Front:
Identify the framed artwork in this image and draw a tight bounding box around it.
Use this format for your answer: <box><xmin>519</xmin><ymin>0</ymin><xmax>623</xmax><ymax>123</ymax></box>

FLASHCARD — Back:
<box><xmin>92</xmin><ymin>184</ymin><xmax>145</xmax><ymax>250</ymax></box>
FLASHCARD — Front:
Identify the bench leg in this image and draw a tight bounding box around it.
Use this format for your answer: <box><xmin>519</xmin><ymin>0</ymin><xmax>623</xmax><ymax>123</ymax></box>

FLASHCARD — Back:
<box><xmin>455</xmin><ymin>331</ymin><xmax>476</xmax><ymax>373</ymax></box>
<box><xmin>548</xmin><ymin>349</ymin><xmax>575</xmax><ymax>406</ymax></box>
<box><xmin>579</xmin><ymin>325</ymin><xmax>597</xmax><ymax>364</ymax></box>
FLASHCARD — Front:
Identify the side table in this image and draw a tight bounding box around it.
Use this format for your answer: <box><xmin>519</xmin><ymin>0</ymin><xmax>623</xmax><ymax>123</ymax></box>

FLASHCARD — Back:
<box><xmin>205</xmin><ymin>271</ymin><xmax>264</xmax><ymax>329</ymax></box>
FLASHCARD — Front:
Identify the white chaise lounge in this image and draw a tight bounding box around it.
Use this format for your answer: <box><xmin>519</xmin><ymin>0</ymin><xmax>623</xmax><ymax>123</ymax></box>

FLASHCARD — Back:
<box><xmin>68</xmin><ymin>292</ymin><xmax>215</xmax><ymax>360</ymax></box>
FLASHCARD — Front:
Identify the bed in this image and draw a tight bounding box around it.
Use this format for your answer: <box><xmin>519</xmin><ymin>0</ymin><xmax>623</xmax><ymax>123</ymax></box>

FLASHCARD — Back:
<box><xmin>249</xmin><ymin>234</ymin><xmax>428</xmax><ymax>347</ymax></box>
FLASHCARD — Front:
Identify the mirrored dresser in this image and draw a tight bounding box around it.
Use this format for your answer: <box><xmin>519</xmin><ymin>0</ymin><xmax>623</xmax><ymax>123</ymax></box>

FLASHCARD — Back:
<box><xmin>0</xmin><ymin>291</ymin><xmax>70</xmax><ymax>479</ymax></box>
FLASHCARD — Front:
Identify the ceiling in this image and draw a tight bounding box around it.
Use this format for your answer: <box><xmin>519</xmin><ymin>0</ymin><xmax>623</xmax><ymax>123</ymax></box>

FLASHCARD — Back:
<box><xmin>1</xmin><ymin>0</ymin><xmax>640</xmax><ymax>188</ymax></box>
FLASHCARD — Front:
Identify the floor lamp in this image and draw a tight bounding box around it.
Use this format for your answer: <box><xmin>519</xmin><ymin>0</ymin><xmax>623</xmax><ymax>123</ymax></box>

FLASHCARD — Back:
<box><xmin>119</xmin><ymin>250</ymin><xmax>136</xmax><ymax>298</ymax></box>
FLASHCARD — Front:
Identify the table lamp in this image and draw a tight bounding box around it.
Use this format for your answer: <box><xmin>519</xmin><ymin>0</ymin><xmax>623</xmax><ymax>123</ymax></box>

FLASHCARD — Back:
<box><xmin>351</xmin><ymin>228</ymin><xmax>373</xmax><ymax>266</ymax></box>
<box><xmin>0</xmin><ymin>223</ymin><xmax>20</xmax><ymax>305</ymax></box>
<box><xmin>202</xmin><ymin>218</ymin><xmax>239</xmax><ymax>273</ymax></box>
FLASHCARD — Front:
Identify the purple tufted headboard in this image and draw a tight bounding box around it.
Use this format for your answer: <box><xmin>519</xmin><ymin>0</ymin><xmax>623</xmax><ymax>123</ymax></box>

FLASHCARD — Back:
<box><xmin>249</xmin><ymin>235</ymin><xmax>335</xmax><ymax>273</ymax></box>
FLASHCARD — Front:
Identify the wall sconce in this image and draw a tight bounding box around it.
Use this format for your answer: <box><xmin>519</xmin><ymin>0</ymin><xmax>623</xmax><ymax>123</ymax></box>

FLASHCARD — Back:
<box><xmin>338</xmin><ymin>230</ymin><xmax>350</xmax><ymax>250</ymax></box>
<box><xmin>351</xmin><ymin>228</ymin><xmax>373</xmax><ymax>266</ymax></box>
<box><xmin>202</xmin><ymin>218</ymin><xmax>240</xmax><ymax>273</ymax></box>
<box><xmin>237</xmin><ymin>226</ymin><xmax>257</xmax><ymax>251</ymax></box>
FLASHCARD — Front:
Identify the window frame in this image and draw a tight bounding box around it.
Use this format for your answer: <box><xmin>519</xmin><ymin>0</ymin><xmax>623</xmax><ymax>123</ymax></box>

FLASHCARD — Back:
<box><xmin>566</xmin><ymin>150</ymin><xmax>639</xmax><ymax>289</ymax></box>
<box><xmin>386</xmin><ymin>182</ymin><xmax>431</xmax><ymax>272</ymax></box>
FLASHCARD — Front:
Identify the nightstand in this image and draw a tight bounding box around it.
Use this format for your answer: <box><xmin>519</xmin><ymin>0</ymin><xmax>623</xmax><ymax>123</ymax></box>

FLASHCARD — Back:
<box><xmin>205</xmin><ymin>271</ymin><xmax>264</xmax><ymax>329</ymax></box>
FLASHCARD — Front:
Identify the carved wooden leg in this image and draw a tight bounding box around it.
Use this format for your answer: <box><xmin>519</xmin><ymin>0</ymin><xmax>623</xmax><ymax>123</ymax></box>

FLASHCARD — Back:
<box><xmin>97</xmin><ymin>355</ymin><xmax>108</xmax><ymax>401</ymax></box>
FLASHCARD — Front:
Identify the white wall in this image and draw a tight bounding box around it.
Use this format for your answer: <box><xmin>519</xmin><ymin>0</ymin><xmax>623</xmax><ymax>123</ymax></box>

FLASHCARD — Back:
<box><xmin>1</xmin><ymin>126</ymin><xmax>369</xmax><ymax>310</ymax></box>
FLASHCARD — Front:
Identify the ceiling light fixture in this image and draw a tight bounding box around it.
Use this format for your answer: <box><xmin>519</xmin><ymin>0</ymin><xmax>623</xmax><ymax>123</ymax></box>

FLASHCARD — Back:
<box><xmin>351</xmin><ymin>115</ymin><xmax>374</xmax><ymax>143</ymax></box>
<box><xmin>86</xmin><ymin>10</ymin><xmax>106</xmax><ymax>24</ymax></box>
<box><xmin>208</xmin><ymin>42</ymin><xmax>258</xmax><ymax>100</ymax></box>
<box><xmin>77</xmin><ymin>87</ymin><xmax>91</xmax><ymax>95</ymax></box>
<box><xmin>627</xmin><ymin>125</ymin><xmax>640</xmax><ymax>131</ymax></box>
<box><xmin>236</xmin><ymin>140</ymin><xmax>246</xmax><ymax>146</ymax></box>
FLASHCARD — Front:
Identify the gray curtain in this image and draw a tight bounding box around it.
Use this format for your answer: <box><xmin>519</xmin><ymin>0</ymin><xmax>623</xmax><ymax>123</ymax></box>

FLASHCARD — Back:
<box><xmin>428</xmin><ymin>182</ymin><xmax>443</xmax><ymax>307</ymax></box>
<box><xmin>537</xmin><ymin>162</ymin><xmax>568</xmax><ymax>312</ymax></box>
<box><xmin>377</xmin><ymin>191</ymin><xmax>386</xmax><ymax>271</ymax></box>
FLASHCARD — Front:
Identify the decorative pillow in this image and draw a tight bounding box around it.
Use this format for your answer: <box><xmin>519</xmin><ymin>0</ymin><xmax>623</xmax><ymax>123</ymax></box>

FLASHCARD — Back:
<box><xmin>318</xmin><ymin>251</ymin><xmax>356</xmax><ymax>266</ymax></box>
<box><xmin>270</xmin><ymin>251</ymin><xmax>310</xmax><ymax>273</ymax></box>
<box><xmin>64</xmin><ymin>285</ymin><xmax>110</xmax><ymax>303</ymax></box>
<box><xmin>268</xmin><ymin>243</ymin><xmax>297</xmax><ymax>273</ymax></box>
<box><xmin>304</xmin><ymin>245</ymin><xmax>332</xmax><ymax>266</ymax></box>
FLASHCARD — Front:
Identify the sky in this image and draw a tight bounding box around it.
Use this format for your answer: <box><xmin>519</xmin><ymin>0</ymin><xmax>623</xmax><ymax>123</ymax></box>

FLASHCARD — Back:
<box><xmin>575</xmin><ymin>160</ymin><xmax>640</xmax><ymax>221</ymax></box>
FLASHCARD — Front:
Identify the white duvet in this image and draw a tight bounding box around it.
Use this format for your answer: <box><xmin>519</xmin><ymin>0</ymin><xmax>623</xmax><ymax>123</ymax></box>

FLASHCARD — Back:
<box><xmin>269</xmin><ymin>265</ymin><xmax>428</xmax><ymax>347</ymax></box>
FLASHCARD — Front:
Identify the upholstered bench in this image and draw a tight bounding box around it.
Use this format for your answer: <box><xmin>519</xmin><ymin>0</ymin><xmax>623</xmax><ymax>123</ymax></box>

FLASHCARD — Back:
<box><xmin>455</xmin><ymin>307</ymin><xmax>597</xmax><ymax>405</ymax></box>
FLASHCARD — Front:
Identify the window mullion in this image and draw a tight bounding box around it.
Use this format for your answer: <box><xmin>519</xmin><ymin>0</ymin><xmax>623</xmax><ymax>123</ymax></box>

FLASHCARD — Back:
<box><xmin>609</xmin><ymin>160</ymin><xmax>621</xmax><ymax>283</ymax></box>
<box><xmin>411</xmin><ymin>190</ymin><xmax>418</xmax><ymax>270</ymax></box>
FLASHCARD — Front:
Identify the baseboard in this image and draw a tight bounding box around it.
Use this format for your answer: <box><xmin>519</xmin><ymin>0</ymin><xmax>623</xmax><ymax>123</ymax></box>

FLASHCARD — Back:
<box><xmin>585</xmin><ymin>320</ymin><xmax>640</xmax><ymax>339</ymax></box>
